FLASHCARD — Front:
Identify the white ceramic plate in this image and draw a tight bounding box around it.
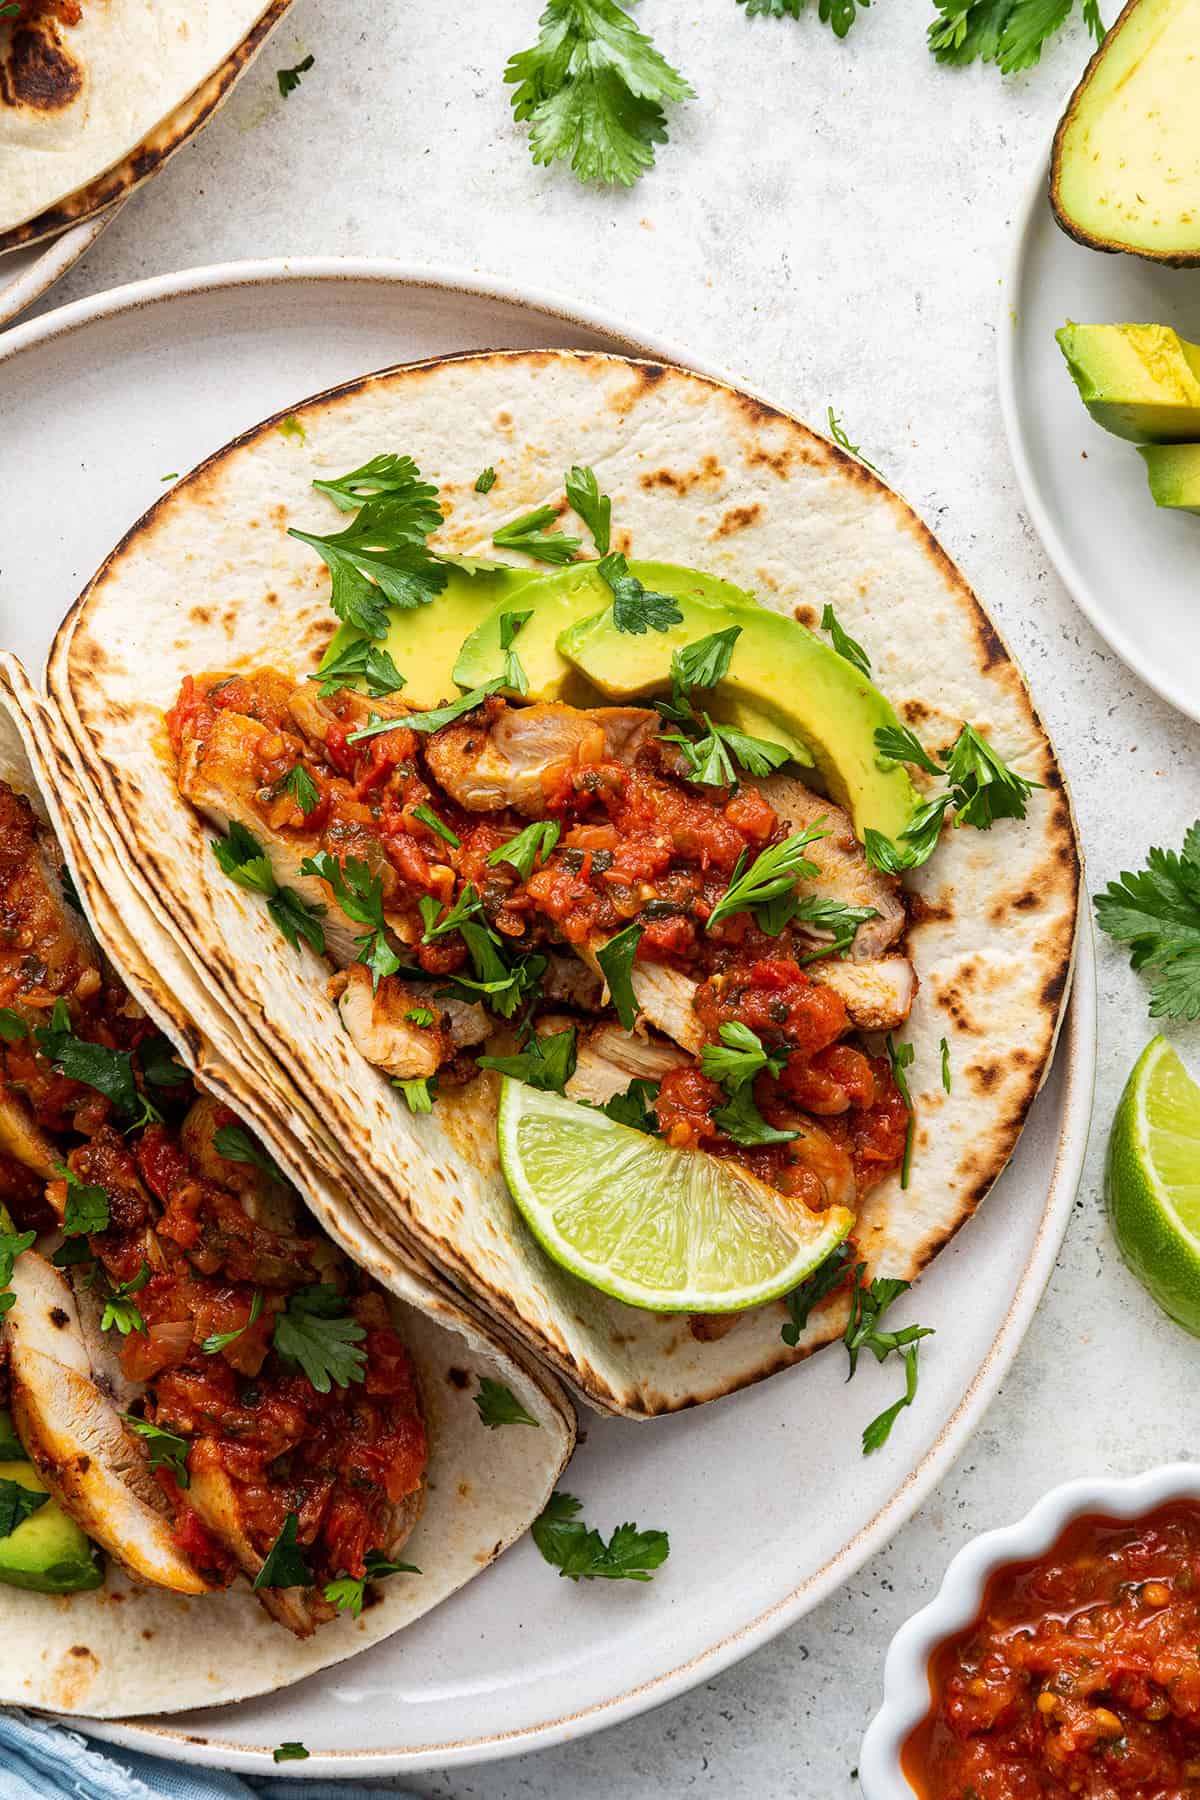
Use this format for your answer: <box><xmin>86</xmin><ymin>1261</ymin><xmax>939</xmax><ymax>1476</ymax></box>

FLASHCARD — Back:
<box><xmin>999</xmin><ymin>153</ymin><xmax>1200</xmax><ymax>723</ymax></box>
<box><xmin>0</xmin><ymin>261</ymin><xmax>1096</xmax><ymax>1779</ymax></box>
<box><xmin>0</xmin><ymin>208</ymin><xmax>119</xmax><ymax>330</ymax></box>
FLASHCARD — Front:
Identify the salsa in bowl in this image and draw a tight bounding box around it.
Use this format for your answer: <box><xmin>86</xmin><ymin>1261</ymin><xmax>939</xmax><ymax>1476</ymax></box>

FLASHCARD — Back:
<box><xmin>860</xmin><ymin>1465</ymin><xmax>1200</xmax><ymax>1799</ymax></box>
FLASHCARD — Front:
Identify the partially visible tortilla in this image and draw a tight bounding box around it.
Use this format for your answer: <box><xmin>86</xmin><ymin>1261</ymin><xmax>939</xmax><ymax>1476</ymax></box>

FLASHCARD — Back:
<box><xmin>0</xmin><ymin>664</ymin><xmax>575</xmax><ymax>1718</ymax></box>
<box><xmin>0</xmin><ymin>0</ymin><xmax>294</xmax><ymax>246</ymax></box>
<box><xmin>43</xmin><ymin>351</ymin><xmax>1080</xmax><ymax>1416</ymax></box>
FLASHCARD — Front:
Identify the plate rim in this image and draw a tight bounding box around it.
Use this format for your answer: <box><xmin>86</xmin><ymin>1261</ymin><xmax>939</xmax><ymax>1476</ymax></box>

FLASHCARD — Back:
<box><xmin>4</xmin><ymin>257</ymin><xmax>1097</xmax><ymax>1776</ymax></box>
<box><xmin>996</xmin><ymin>150</ymin><xmax>1200</xmax><ymax>726</ymax></box>
<box><xmin>0</xmin><ymin>205</ymin><xmax>121</xmax><ymax>331</ymax></box>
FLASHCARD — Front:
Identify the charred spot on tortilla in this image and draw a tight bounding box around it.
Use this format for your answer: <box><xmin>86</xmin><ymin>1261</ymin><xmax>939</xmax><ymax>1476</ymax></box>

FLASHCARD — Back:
<box><xmin>48</xmin><ymin>1305</ymin><xmax>68</xmax><ymax>1327</ymax></box>
<box><xmin>447</xmin><ymin>1366</ymin><xmax>470</xmax><ymax>1389</ymax></box>
<box><xmin>1</xmin><ymin>22</ymin><xmax>83</xmax><ymax>113</ymax></box>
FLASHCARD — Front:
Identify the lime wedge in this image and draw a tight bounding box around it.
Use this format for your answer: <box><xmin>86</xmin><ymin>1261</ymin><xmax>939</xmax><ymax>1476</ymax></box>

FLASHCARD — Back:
<box><xmin>496</xmin><ymin>1079</ymin><xmax>854</xmax><ymax>1313</ymax></box>
<box><xmin>1106</xmin><ymin>1036</ymin><xmax>1200</xmax><ymax>1335</ymax></box>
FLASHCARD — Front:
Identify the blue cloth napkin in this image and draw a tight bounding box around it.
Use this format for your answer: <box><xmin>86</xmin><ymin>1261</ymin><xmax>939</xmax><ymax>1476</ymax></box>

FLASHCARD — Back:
<box><xmin>0</xmin><ymin>1711</ymin><xmax>417</xmax><ymax>1798</ymax></box>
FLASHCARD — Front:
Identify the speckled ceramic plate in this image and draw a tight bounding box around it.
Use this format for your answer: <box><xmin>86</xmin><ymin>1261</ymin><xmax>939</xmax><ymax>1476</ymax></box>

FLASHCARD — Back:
<box><xmin>0</xmin><ymin>261</ymin><xmax>1096</xmax><ymax>1779</ymax></box>
<box><xmin>999</xmin><ymin>152</ymin><xmax>1200</xmax><ymax>724</ymax></box>
<box><xmin>0</xmin><ymin>207</ymin><xmax>119</xmax><ymax>329</ymax></box>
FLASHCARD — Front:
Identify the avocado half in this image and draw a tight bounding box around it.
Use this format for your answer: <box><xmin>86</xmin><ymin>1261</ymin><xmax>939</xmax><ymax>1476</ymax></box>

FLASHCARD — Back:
<box><xmin>1050</xmin><ymin>0</ymin><xmax>1200</xmax><ymax>266</ymax></box>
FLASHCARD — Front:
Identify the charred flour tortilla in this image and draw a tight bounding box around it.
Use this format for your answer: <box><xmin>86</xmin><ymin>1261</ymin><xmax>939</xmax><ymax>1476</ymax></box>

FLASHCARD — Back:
<box><xmin>44</xmin><ymin>351</ymin><xmax>1080</xmax><ymax>1417</ymax></box>
<box><xmin>0</xmin><ymin>0</ymin><xmax>293</xmax><ymax>248</ymax></box>
<box><xmin>0</xmin><ymin>664</ymin><xmax>574</xmax><ymax>1718</ymax></box>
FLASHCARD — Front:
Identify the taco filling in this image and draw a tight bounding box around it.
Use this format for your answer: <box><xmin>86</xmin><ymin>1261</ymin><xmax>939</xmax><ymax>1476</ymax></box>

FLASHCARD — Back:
<box><xmin>167</xmin><ymin>675</ymin><xmax>912</xmax><ymax>1218</ymax></box>
<box><xmin>0</xmin><ymin>777</ymin><xmax>428</xmax><ymax>1633</ymax></box>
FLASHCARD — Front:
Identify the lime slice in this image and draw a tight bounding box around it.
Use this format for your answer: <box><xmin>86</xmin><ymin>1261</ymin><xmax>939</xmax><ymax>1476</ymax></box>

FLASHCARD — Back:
<box><xmin>496</xmin><ymin>1078</ymin><xmax>854</xmax><ymax>1313</ymax></box>
<box><xmin>1106</xmin><ymin>1036</ymin><xmax>1200</xmax><ymax>1335</ymax></box>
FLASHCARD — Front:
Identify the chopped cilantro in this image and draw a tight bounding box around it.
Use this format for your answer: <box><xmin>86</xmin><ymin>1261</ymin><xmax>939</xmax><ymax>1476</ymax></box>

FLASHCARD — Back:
<box><xmin>493</xmin><ymin>505</ymin><xmax>581</xmax><ymax>566</ymax></box>
<box><xmin>820</xmin><ymin>604</ymin><xmax>872</xmax><ymax>679</ymax></box>
<box><xmin>299</xmin><ymin>852</ymin><xmax>400</xmax><ymax>991</ymax></box>
<box><xmin>596</xmin><ymin>923</ymin><xmax>642</xmax><ymax>1030</ymax></box>
<box><xmin>201</xmin><ymin>1289</ymin><xmax>264</xmax><ymax>1356</ymax></box>
<box><xmin>564</xmin><ymin>464</ymin><xmax>612</xmax><ymax>554</ymax></box>
<box><xmin>487</xmin><ymin>819</ymin><xmax>561</xmax><ymax>881</ymax></box>
<box><xmin>122</xmin><ymin>1415</ymin><xmax>190</xmax><ymax>1487</ymax></box>
<box><xmin>276</xmin><ymin>53</ymin><xmax>314</xmax><ymax>97</ymax></box>
<box><xmin>474</xmin><ymin>1378</ymin><xmax>542</xmax><ymax>1429</ymax></box>
<box><xmin>273</xmin><ymin>1285</ymin><xmax>367</xmax><ymax>1393</ymax></box>
<box><xmin>310</xmin><ymin>638</ymin><xmax>406</xmax><ymax>699</ymax></box>
<box><xmin>474</xmin><ymin>466</ymin><xmax>498</xmax><ymax>494</ymax></box>
<box><xmin>0</xmin><ymin>1477</ymin><xmax>48</xmax><ymax>1538</ymax></box>
<box><xmin>599</xmin><ymin>551</ymin><xmax>683</xmax><ymax>634</ymax></box>
<box><xmin>479</xmin><ymin>1026</ymin><xmax>578</xmax><ymax>1095</ymax></box>
<box><xmin>532</xmin><ymin>1491</ymin><xmax>669</xmax><ymax>1580</ymax></box>
<box><xmin>254</xmin><ymin>1513</ymin><xmax>313</xmax><ymax>1590</ymax></box>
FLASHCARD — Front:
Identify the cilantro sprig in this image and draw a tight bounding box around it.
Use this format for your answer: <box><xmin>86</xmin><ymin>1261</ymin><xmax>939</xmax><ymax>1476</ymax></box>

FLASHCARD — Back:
<box><xmin>596</xmin><ymin>923</ymin><xmax>642</xmax><ymax>1030</ymax></box>
<box><xmin>820</xmin><ymin>604</ymin><xmax>872</xmax><ymax>679</ymax></box>
<box><xmin>588</xmin><ymin>1076</ymin><xmax>660</xmax><ymax>1133</ymax></box>
<box><xmin>0</xmin><ymin>1225</ymin><xmax>35</xmax><ymax>1320</ymax></box>
<box><xmin>479</xmin><ymin>1026</ymin><xmax>578</xmax><ymax>1095</ymax></box>
<box><xmin>299</xmin><ymin>852</ymin><xmax>400</xmax><ymax>991</ymax></box>
<box><xmin>212</xmin><ymin>821</ymin><xmax>327</xmax><ymax>956</ymax></box>
<box><xmin>202</xmin><ymin>1290</ymin><xmax>265</xmax><ymax>1356</ymax></box>
<box><xmin>700</xmin><ymin>1022</ymin><xmax>788</xmax><ymax>1093</ymax></box>
<box><xmin>505</xmin><ymin>0</ymin><xmax>694</xmax><ymax>188</ymax></box>
<box><xmin>474</xmin><ymin>1378</ymin><xmax>542</xmax><ymax>1429</ymax></box>
<box><xmin>705</xmin><ymin>827</ymin><xmax>827</xmax><ymax>934</ymax></box>
<box><xmin>100</xmin><ymin>1262</ymin><xmax>151</xmax><ymax>1336</ymax></box>
<box><xmin>348</xmin><ymin>679</ymin><xmax>505</xmax><ymax>742</ymax></box>
<box><xmin>290</xmin><ymin>458</ymin><xmax>446</xmax><ymax>638</ymax></box>
<box><xmin>324</xmin><ymin>1549</ymin><xmax>420</xmax><ymax>1617</ymax></box>
<box><xmin>738</xmin><ymin>0</ymin><xmax>868</xmax><ymax>38</ymax></box>
<box><xmin>310</xmin><ymin>638</ymin><xmax>406</xmax><ymax>699</ymax></box>
<box><xmin>493</xmin><ymin>505</ymin><xmax>581</xmax><ymax>566</ymax></box>
<box><xmin>886</xmin><ymin>1034</ymin><xmax>916</xmax><ymax>1188</ymax></box>
<box><xmin>58</xmin><ymin>1163</ymin><xmax>110</xmax><ymax>1238</ymax></box>
<box><xmin>599</xmin><ymin>552</ymin><xmax>683</xmax><ymax>635</ymax></box>
<box><xmin>565</xmin><ymin>465</ymin><xmax>612</xmax><ymax>554</ymax></box>
<box><xmin>866</xmin><ymin>722</ymin><xmax>1041</xmax><ymax>874</ymax></box>
<box><xmin>273</xmin><ymin>1284</ymin><xmax>367</xmax><ymax>1393</ymax></box>
<box><xmin>844</xmin><ymin>1266</ymin><xmax>935</xmax><ymax>1453</ymax></box>
<box><xmin>254</xmin><ymin>1513</ymin><xmax>314</xmax><ymax>1590</ymax></box>
<box><xmin>928</xmin><ymin>0</ymin><xmax>1103</xmax><ymax>73</ymax></box>
<box><xmin>781</xmin><ymin>1242</ymin><xmax>851</xmax><ymax>1346</ymax></box>
<box><xmin>1095</xmin><ymin>823</ymin><xmax>1200</xmax><ymax>1020</ymax></box>
<box><xmin>532</xmin><ymin>1491</ymin><xmax>669</xmax><ymax>1581</ymax></box>
<box><xmin>487</xmin><ymin>819</ymin><xmax>561</xmax><ymax>881</ymax></box>
<box><xmin>711</xmin><ymin>1082</ymin><xmax>797</xmax><ymax>1146</ymax></box>
<box><xmin>122</xmin><ymin>1415</ymin><xmax>191</xmax><ymax>1487</ymax></box>
<box><xmin>499</xmin><ymin>608</ymin><xmax>533</xmax><ymax>695</ymax></box>
<box><xmin>35</xmin><ymin>1000</ymin><xmax>160</xmax><ymax>1129</ymax></box>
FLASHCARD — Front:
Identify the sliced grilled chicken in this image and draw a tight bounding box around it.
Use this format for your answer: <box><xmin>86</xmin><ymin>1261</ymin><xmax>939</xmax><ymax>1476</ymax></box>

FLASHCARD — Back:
<box><xmin>808</xmin><ymin>957</ymin><xmax>917</xmax><ymax>1032</ymax></box>
<box><xmin>177</xmin><ymin>708</ymin><xmax>415</xmax><ymax>959</ymax></box>
<box><xmin>757</xmin><ymin>774</ymin><xmax>907</xmax><ymax>960</ymax></box>
<box><xmin>563</xmin><ymin>1021</ymin><xmax>689</xmax><ymax>1106</ymax></box>
<box><xmin>6</xmin><ymin>1250</ymin><xmax>211</xmax><ymax>1595</ymax></box>
<box><xmin>333</xmin><ymin>964</ymin><xmax>491</xmax><ymax>1081</ymax></box>
<box><xmin>179</xmin><ymin>1093</ymin><xmax>300</xmax><ymax>1236</ymax></box>
<box><xmin>424</xmin><ymin>702</ymin><xmax>659</xmax><ymax>815</ymax></box>
<box><xmin>0</xmin><ymin>1090</ymin><xmax>58</xmax><ymax>1180</ymax></box>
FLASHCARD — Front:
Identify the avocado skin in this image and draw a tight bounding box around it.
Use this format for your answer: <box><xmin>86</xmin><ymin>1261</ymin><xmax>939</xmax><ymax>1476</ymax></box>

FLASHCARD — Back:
<box><xmin>1138</xmin><ymin>443</ymin><xmax>1200</xmax><ymax>514</ymax></box>
<box><xmin>559</xmin><ymin>585</ymin><xmax>919</xmax><ymax>843</ymax></box>
<box><xmin>1056</xmin><ymin>324</ymin><xmax>1200</xmax><ymax>443</ymax></box>
<box><xmin>1050</xmin><ymin>0</ymin><xmax>1200</xmax><ymax>268</ymax></box>
<box><xmin>0</xmin><ymin>1458</ymin><xmax>104</xmax><ymax>1594</ymax></box>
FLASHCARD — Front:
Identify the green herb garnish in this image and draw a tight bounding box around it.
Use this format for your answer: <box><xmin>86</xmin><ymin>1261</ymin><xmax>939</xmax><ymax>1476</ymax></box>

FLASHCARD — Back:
<box><xmin>475</xmin><ymin>466</ymin><xmax>497</xmax><ymax>494</ymax></box>
<box><xmin>596</xmin><ymin>924</ymin><xmax>642</xmax><ymax>1030</ymax></box>
<box><xmin>474</xmin><ymin>1378</ymin><xmax>542</xmax><ymax>1429</ymax></box>
<box><xmin>487</xmin><ymin>819</ymin><xmax>561</xmax><ymax>881</ymax></box>
<box><xmin>100</xmin><ymin>1262</ymin><xmax>151</xmax><ymax>1336</ymax></box>
<box><xmin>532</xmin><ymin>1491</ymin><xmax>669</xmax><ymax>1580</ymax></box>
<box><xmin>411</xmin><ymin>803</ymin><xmax>460</xmax><ymax>849</ymax></box>
<box><xmin>820</xmin><ymin>604</ymin><xmax>872</xmax><ymax>678</ymax></box>
<box><xmin>310</xmin><ymin>638</ymin><xmax>406</xmax><ymax>699</ymax></box>
<box><xmin>122</xmin><ymin>1416</ymin><xmax>190</xmax><ymax>1487</ymax></box>
<box><xmin>58</xmin><ymin>1163</ymin><xmax>110</xmax><ymax>1238</ymax></box>
<box><xmin>276</xmin><ymin>53</ymin><xmax>314</xmax><ymax>97</ymax></box>
<box><xmin>0</xmin><ymin>1477</ymin><xmax>48</xmax><ymax>1538</ymax></box>
<box><xmin>273</xmin><ymin>1285</ymin><xmax>367</xmax><ymax>1393</ymax></box>
<box><xmin>35</xmin><ymin>1000</ymin><xmax>160</xmax><ymax>1128</ymax></box>
<box><xmin>1094</xmin><ymin>823</ymin><xmax>1200</xmax><ymax>1020</ymax></box>
<box><xmin>781</xmin><ymin>1242</ymin><xmax>851</xmax><ymax>1346</ymax></box>
<box><xmin>700</xmin><ymin>1022</ymin><xmax>788</xmax><ymax>1093</ymax></box>
<box><xmin>599</xmin><ymin>551</ymin><xmax>683</xmax><ymax>635</ymax></box>
<box><xmin>289</xmin><ymin>460</ymin><xmax>446</xmax><ymax>638</ymax></box>
<box><xmin>254</xmin><ymin>1513</ymin><xmax>314</xmax><ymax>1590</ymax></box>
<box><xmin>201</xmin><ymin>1290</ymin><xmax>264</xmax><ymax>1356</ymax></box>
<box><xmin>479</xmin><ymin>1027</ymin><xmax>578</xmax><ymax>1095</ymax></box>
<box><xmin>324</xmin><ymin>1549</ymin><xmax>420</xmax><ymax>1618</ymax></box>
<box><xmin>299</xmin><ymin>852</ymin><xmax>400</xmax><ymax>991</ymax></box>
<box><xmin>565</xmin><ymin>464</ymin><xmax>611</xmax><ymax>553</ymax></box>
<box><xmin>705</xmin><ymin>828</ymin><xmax>827</xmax><ymax>934</ymax></box>
<box><xmin>885</xmin><ymin>1034</ymin><xmax>916</xmax><ymax>1188</ymax></box>
<box><xmin>348</xmin><ymin>679</ymin><xmax>505</xmax><ymax>742</ymax></box>
<box><xmin>493</xmin><ymin>505</ymin><xmax>581</xmax><ymax>566</ymax></box>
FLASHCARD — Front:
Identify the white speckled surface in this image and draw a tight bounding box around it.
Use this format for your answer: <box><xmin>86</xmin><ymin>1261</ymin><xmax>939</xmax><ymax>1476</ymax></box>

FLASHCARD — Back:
<box><xmin>17</xmin><ymin>2</ymin><xmax>1200</xmax><ymax>1793</ymax></box>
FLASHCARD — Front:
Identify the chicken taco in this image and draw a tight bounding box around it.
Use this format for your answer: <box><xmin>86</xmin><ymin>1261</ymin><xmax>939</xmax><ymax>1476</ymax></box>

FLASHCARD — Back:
<box><xmin>43</xmin><ymin>350</ymin><xmax>1080</xmax><ymax>1421</ymax></box>
<box><xmin>0</xmin><ymin>0</ymin><xmax>293</xmax><ymax>249</ymax></box>
<box><xmin>0</xmin><ymin>670</ymin><xmax>573</xmax><ymax>1717</ymax></box>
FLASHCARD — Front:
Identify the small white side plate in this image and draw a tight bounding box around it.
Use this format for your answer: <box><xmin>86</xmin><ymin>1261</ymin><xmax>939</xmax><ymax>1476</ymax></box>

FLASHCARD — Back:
<box><xmin>0</xmin><ymin>207</ymin><xmax>120</xmax><ymax>331</ymax></box>
<box><xmin>999</xmin><ymin>155</ymin><xmax>1200</xmax><ymax>724</ymax></box>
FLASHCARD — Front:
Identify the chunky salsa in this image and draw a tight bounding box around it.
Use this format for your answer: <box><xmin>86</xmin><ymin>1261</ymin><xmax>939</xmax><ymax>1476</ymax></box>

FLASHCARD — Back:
<box><xmin>167</xmin><ymin>672</ymin><xmax>910</xmax><ymax>1208</ymax></box>
<box><xmin>0</xmin><ymin>779</ymin><xmax>426</xmax><ymax>1624</ymax></box>
<box><xmin>904</xmin><ymin>1501</ymin><xmax>1200</xmax><ymax>1799</ymax></box>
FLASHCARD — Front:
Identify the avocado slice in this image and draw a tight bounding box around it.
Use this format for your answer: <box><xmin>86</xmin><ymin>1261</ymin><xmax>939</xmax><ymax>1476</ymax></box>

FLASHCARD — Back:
<box><xmin>0</xmin><ymin>1408</ymin><xmax>24</xmax><ymax>1461</ymax></box>
<box><xmin>1138</xmin><ymin>442</ymin><xmax>1200</xmax><ymax>513</ymax></box>
<box><xmin>318</xmin><ymin>558</ymin><xmax>542</xmax><ymax>709</ymax></box>
<box><xmin>0</xmin><ymin>1458</ymin><xmax>103</xmax><ymax>1594</ymax></box>
<box><xmin>1056</xmin><ymin>323</ymin><xmax>1200</xmax><ymax>443</ymax></box>
<box><xmin>1050</xmin><ymin>0</ymin><xmax>1200</xmax><ymax>267</ymax></box>
<box><xmin>452</xmin><ymin>560</ymin><xmax>765</xmax><ymax>709</ymax></box>
<box><xmin>560</xmin><ymin>593</ymin><xmax>919</xmax><ymax>842</ymax></box>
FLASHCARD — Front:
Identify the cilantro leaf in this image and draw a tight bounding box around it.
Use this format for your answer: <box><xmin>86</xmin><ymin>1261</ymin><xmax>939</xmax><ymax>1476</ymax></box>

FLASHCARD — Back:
<box><xmin>35</xmin><ymin>1002</ymin><xmax>159</xmax><ymax>1127</ymax></box>
<box><xmin>479</xmin><ymin>1026</ymin><xmax>578</xmax><ymax>1095</ymax></box>
<box><xmin>712</xmin><ymin>1083</ymin><xmax>797</xmax><ymax>1146</ymax></box>
<box><xmin>349</xmin><ymin>679</ymin><xmax>505</xmax><ymax>742</ymax></box>
<box><xmin>474</xmin><ymin>1378</ymin><xmax>542</xmax><ymax>1429</ymax></box>
<box><xmin>273</xmin><ymin>1285</ymin><xmax>367</xmax><ymax>1393</ymax></box>
<box><xmin>664</xmin><ymin>715</ymin><xmax>791</xmax><ymax>788</ymax></box>
<box><xmin>299</xmin><ymin>852</ymin><xmax>400</xmax><ymax>991</ymax></box>
<box><xmin>705</xmin><ymin>828</ymin><xmax>827</xmax><ymax>934</ymax></box>
<box><xmin>420</xmin><ymin>883</ymin><xmax>483</xmax><ymax>942</ymax></box>
<box><xmin>862</xmin><ymin>1344</ymin><xmax>922</xmax><ymax>1453</ymax></box>
<box><xmin>499</xmin><ymin>607</ymin><xmax>533</xmax><ymax>694</ymax></box>
<box><xmin>475</xmin><ymin>466</ymin><xmax>497</xmax><ymax>494</ymax></box>
<box><xmin>487</xmin><ymin>819</ymin><xmax>561</xmax><ymax>881</ymax></box>
<box><xmin>411</xmin><ymin>803</ymin><xmax>460</xmax><ymax>849</ymax></box>
<box><xmin>138</xmin><ymin>1033</ymin><xmax>189</xmax><ymax>1089</ymax></box>
<box><xmin>0</xmin><ymin>1008</ymin><xmax>28</xmax><ymax>1043</ymax></box>
<box><xmin>820</xmin><ymin>604</ymin><xmax>872</xmax><ymax>680</ymax></box>
<box><xmin>940</xmin><ymin>1036</ymin><xmax>952</xmax><ymax>1094</ymax></box>
<box><xmin>841</xmin><ymin>1263</ymin><xmax>934</xmax><ymax>1454</ymax></box>
<box><xmin>505</xmin><ymin>0</ymin><xmax>694</xmax><ymax>188</ymax></box>
<box><xmin>596</xmin><ymin>923</ymin><xmax>642</xmax><ymax>1030</ymax></box>
<box><xmin>738</xmin><ymin>0</ymin><xmax>868</xmax><ymax>34</ymax></box>
<box><xmin>791</xmin><ymin>894</ymin><xmax>879</xmax><ymax>960</ymax></box>
<box><xmin>1095</xmin><ymin>826</ymin><xmax>1200</xmax><ymax>1019</ymax></box>
<box><xmin>673</xmin><ymin>626</ymin><xmax>742</xmax><ymax>695</ymax></box>
<box><xmin>493</xmin><ymin>505</ymin><xmax>581</xmax><ymax>566</ymax></box>
<box><xmin>324</xmin><ymin>1548</ymin><xmax>420</xmax><ymax>1618</ymax></box>
<box><xmin>590</xmin><ymin>1076</ymin><xmax>660</xmax><ymax>1133</ymax></box>
<box><xmin>0</xmin><ymin>1476</ymin><xmax>48</xmax><ymax>1538</ymax></box>
<box><xmin>289</xmin><ymin>484</ymin><xmax>448</xmax><ymax>637</ymax></box>
<box><xmin>254</xmin><ymin>1512</ymin><xmax>314</xmax><ymax>1590</ymax></box>
<box><xmin>212</xmin><ymin>1124</ymin><xmax>285</xmax><ymax>1182</ymax></box>
<box><xmin>0</xmin><ymin>1226</ymin><xmax>35</xmax><ymax>1319</ymax></box>
<box><xmin>781</xmin><ymin>1242</ymin><xmax>851</xmax><ymax>1346</ymax></box>
<box><xmin>395</xmin><ymin>1077</ymin><xmax>435</xmax><ymax>1113</ymax></box>
<box><xmin>927</xmin><ymin>0</ymin><xmax>1088</xmax><ymax>70</ymax></box>
<box><xmin>700</xmin><ymin>1021</ymin><xmax>788</xmax><ymax>1093</ymax></box>
<box><xmin>267</xmin><ymin>887</ymin><xmax>327</xmax><ymax>956</ymax></box>
<box><xmin>202</xmin><ymin>1289</ymin><xmax>264</xmax><ymax>1355</ymax></box>
<box><xmin>283</xmin><ymin>764</ymin><xmax>320</xmax><ymax>816</ymax></box>
<box><xmin>276</xmin><ymin>53</ymin><xmax>314</xmax><ymax>98</ymax></box>
<box><xmin>531</xmin><ymin>1491</ymin><xmax>669</xmax><ymax>1580</ymax></box>
<box><xmin>874</xmin><ymin>723</ymin><xmax>943</xmax><ymax>778</ymax></box>
<box><xmin>943</xmin><ymin>724</ymin><xmax>1041</xmax><ymax>829</ymax></box>
<box><xmin>455</xmin><ymin>923</ymin><xmax>544</xmax><ymax>1021</ymax></box>
<box><xmin>885</xmin><ymin>1034</ymin><xmax>916</xmax><ymax>1188</ymax></box>
<box><xmin>565</xmin><ymin>464</ymin><xmax>612</xmax><ymax>554</ymax></box>
<box><xmin>212</xmin><ymin>820</ymin><xmax>276</xmax><ymax>895</ymax></box>
<box><xmin>57</xmin><ymin>863</ymin><xmax>85</xmax><ymax>914</ymax></box>
<box><xmin>100</xmin><ymin>1262</ymin><xmax>151</xmax><ymax>1336</ymax></box>
<box><xmin>58</xmin><ymin>1163</ymin><xmax>110</xmax><ymax>1237</ymax></box>
<box><xmin>122</xmin><ymin>1415</ymin><xmax>190</xmax><ymax>1487</ymax></box>
<box><xmin>826</xmin><ymin>406</ymin><xmax>881</xmax><ymax>473</ymax></box>
<box><xmin>312</xmin><ymin>453</ymin><xmax>439</xmax><ymax>516</ymax></box>
<box><xmin>310</xmin><ymin>638</ymin><xmax>406</xmax><ymax>699</ymax></box>
<box><xmin>273</xmin><ymin>1745</ymin><xmax>310</xmax><ymax>1764</ymax></box>
<box><xmin>599</xmin><ymin>551</ymin><xmax>684</xmax><ymax>634</ymax></box>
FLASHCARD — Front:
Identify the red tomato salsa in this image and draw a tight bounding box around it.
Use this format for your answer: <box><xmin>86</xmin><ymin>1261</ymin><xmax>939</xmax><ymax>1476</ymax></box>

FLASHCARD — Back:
<box><xmin>904</xmin><ymin>1502</ymin><xmax>1200</xmax><ymax>1799</ymax></box>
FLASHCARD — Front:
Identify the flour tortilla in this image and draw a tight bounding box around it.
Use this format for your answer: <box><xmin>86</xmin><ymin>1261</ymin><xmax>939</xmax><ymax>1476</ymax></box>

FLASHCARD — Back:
<box><xmin>0</xmin><ymin>0</ymin><xmax>293</xmax><ymax>247</ymax></box>
<box><xmin>44</xmin><ymin>351</ymin><xmax>1080</xmax><ymax>1417</ymax></box>
<box><xmin>0</xmin><ymin>663</ymin><xmax>574</xmax><ymax>1719</ymax></box>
